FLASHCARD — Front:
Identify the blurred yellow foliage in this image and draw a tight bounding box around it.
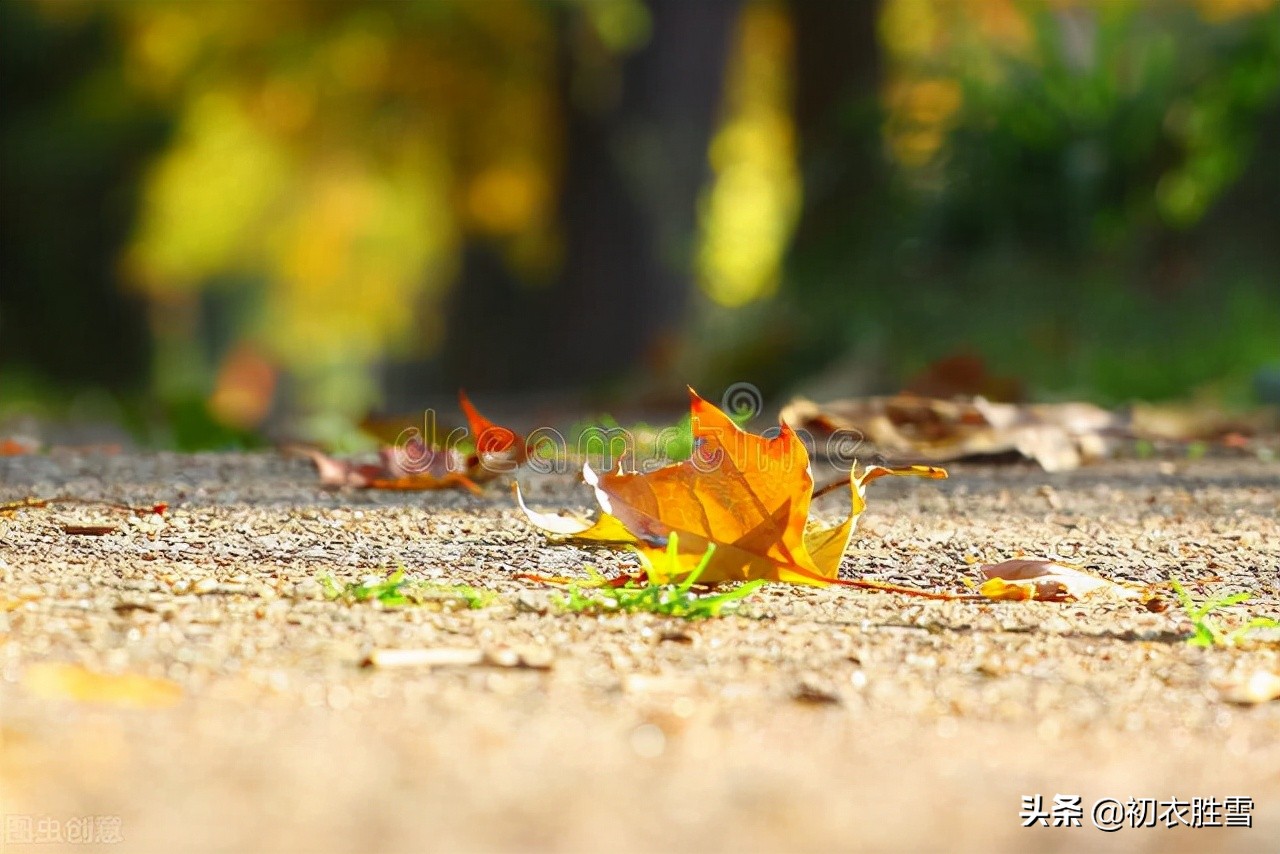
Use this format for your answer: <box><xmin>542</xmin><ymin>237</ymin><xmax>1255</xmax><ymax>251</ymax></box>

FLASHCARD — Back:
<box><xmin>104</xmin><ymin>0</ymin><xmax>560</xmax><ymax>432</ymax></box>
<box><xmin>885</xmin><ymin>77</ymin><xmax>964</xmax><ymax>166</ymax></box>
<box><xmin>1197</xmin><ymin>0</ymin><xmax>1278</xmax><ymax>23</ymax></box>
<box><xmin>697</xmin><ymin>2</ymin><xmax>800</xmax><ymax>308</ymax></box>
<box><xmin>127</xmin><ymin>90</ymin><xmax>291</xmax><ymax>290</ymax></box>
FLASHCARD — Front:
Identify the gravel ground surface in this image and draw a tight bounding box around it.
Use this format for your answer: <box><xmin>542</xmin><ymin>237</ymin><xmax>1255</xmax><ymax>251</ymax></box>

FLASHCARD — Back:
<box><xmin>1</xmin><ymin>450</ymin><xmax>1278</xmax><ymax>853</ymax></box>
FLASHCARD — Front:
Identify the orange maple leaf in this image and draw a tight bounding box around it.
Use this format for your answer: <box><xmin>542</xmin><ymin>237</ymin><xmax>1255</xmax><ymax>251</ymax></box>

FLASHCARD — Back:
<box><xmin>519</xmin><ymin>388</ymin><xmax>947</xmax><ymax>586</ymax></box>
<box><xmin>459</xmin><ymin>389</ymin><xmax>524</xmax><ymax>478</ymax></box>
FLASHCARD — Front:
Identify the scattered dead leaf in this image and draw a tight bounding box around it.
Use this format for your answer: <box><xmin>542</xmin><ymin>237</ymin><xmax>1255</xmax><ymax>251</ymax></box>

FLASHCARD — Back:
<box><xmin>781</xmin><ymin>394</ymin><xmax>1121</xmax><ymax>471</ymax></box>
<box><xmin>978</xmin><ymin>559</ymin><xmax>1144</xmax><ymax>602</ymax></box>
<box><xmin>293</xmin><ymin>441</ymin><xmax>480</xmax><ymax>494</ymax></box>
<box><xmin>295</xmin><ymin>391</ymin><xmax>526</xmax><ymax>494</ymax></box>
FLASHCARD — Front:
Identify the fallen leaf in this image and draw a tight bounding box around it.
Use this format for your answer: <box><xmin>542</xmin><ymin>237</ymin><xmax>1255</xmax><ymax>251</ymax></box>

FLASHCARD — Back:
<box><xmin>978</xmin><ymin>559</ymin><xmax>1143</xmax><ymax>602</ymax></box>
<box><xmin>521</xmin><ymin>388</ymin><xmax>947</xmax><ymax>587</ymax></box>
<box><xmin>514</xmin><ymin>482</ymin><xmax>638</xmax><ymax>544</ymax></box>
<box><xmin>23</xmin><ymin>662</ymin><xmax>182</xmax><ymax>709</ymax></box>
<box><xmin>460</xmin><ymin>390</ymin><xmax>525</xmax><ymax>477</ymax></box>
<box><xmin>294</xmin><ymin>435</ymin><xmax>469</xmax><ymax>491</ymax></box>
<box><xmin>782</xmin><ymin>394</ymin><xmax>1121</xmax><ymax>472</ymax></box>
<box><xmin>295</xmin><ymin>392</ymin><xmax>523</xmax><ymax>493</ymax></box>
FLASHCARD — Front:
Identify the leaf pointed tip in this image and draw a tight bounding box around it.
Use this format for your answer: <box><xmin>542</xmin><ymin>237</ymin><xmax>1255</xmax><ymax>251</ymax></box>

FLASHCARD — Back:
<box><xmin>687</xmin><ymin>386</ymin><xmax>712</xmax><ymax>413</ymax></box>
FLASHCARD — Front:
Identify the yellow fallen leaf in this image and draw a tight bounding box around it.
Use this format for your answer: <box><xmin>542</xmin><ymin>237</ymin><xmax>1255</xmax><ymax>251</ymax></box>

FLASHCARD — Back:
<box><xmin>978</xmin><ymin>559</ymin><xmax>1142</xmax><ymax>602</ymax></box>
<box><xmin>23</xmin><ymin>662</ymin><xmax>182</xmax><ymax>709</ymax></box>
<box><xmin>514</xmin><ymin>480</ymin><xmax>637</xmax><ymax>544</ymax></box>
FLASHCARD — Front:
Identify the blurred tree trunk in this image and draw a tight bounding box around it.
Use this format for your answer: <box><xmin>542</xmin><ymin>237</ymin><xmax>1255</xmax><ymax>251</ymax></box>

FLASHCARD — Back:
<box><xmin>789</xmin><ymin>0</ymin><xmax>884</xmax><ymax>253</ymax></box>
<box><xmin>441</xmin><ymin>0</ymin><xmax>738</xmax><ymax>393</ymax></box>
<box><xmin>0</xmin><ymin>3</ymin><xmax>160</xmax><ymax>392</ymax></box>
<box><xmin>743</xmin><ymin>0</ymin><xmax>884</xmax><ymax>389</ymax></box>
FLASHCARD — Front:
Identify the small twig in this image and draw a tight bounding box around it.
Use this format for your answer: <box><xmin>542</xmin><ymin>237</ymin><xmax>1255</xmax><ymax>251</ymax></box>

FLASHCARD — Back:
<box><xmin>812</xmin><ymin>478</ymin><xmax>846</xmax><ymax>500</ymax></box>
<box><xmin>0</xmin><ymin>495</ymin><xmax>167</xmax><ymax>517</ymax></box>
<box><xmin>0</xmin><ymin>497</ymin><xmax>48</xmax><ymax>515</ymax></box>
<box><xmin>517</xmin><ymin>570</ymin><xmax>648</xmax><ymax>588</ymax></box>
<box><xmin>831</xmin><ymin>577</ymin><xmax>985</xmax><ymax>600</ymax></box>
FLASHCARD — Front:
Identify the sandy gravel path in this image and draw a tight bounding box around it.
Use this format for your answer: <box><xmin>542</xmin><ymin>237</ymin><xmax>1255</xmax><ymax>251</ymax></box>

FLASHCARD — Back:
<box><xmin>1</xmin><ymin>451</ymin><xmax>1278</xmax><ymax>853</ymax></box>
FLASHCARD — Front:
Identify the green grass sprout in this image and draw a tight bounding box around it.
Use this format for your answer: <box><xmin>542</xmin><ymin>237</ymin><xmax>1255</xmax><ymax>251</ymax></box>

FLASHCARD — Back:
<box><xmin>1169</xmin><ymin>578</ymin><xmax>1280</xmax><ymax>648</ymax></box>
<box><xmin>555</xmin><ymin>534</ymin><xmax>765</xmax><ymax>619</ymax></box>
<box><xmin>320</xmin><ymin>568</ymin><xmax>495</xmax><ymax>610</ymax></box>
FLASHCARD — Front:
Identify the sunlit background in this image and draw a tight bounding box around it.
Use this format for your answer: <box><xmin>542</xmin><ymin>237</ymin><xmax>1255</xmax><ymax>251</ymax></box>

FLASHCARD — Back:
<box><xmin>2</xmin><ymin>0</ymin><xmax>1278</xmax><ymax>448</ymax></box>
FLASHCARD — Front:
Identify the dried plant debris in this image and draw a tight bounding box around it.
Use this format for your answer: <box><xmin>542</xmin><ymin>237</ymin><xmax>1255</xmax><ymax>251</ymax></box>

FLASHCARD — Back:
<box><xmin>782</xmin><ymin>394</ymin><xmax>1278</xmax><ymax>470</ymax></box>
<box><xmin>782</xmin><ymin>394</ymin><xmax>1121</xmax><ymax>471</ymax></box>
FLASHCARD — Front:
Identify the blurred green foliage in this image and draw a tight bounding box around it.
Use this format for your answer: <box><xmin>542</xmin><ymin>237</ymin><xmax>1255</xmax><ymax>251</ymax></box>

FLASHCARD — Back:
<box><xmin>780</xmin><ymin>0</ymin><xmax>1280</xmax><ymax>406</ymax></box>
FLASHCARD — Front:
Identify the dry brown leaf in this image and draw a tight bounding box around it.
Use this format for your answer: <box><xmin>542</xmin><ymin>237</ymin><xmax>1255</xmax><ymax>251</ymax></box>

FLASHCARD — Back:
<box><xmin>781</xmin><ymin>394</ymin><xmax>1121</xmax><ymax>471</ymax></box>
<box><xmin>295</xmin><ymin>392</ymin><xmax>526</xmax><ymax>493</ymax></box>
<box><xmin>23</xmin><ymin>662</ymin><xmax>182</xmax><ymax>709</ymax></box>
<box><xmin>978</xmin><ymin>559</ymin><xmax>1142</xmax><ymax>602</ymax></box>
